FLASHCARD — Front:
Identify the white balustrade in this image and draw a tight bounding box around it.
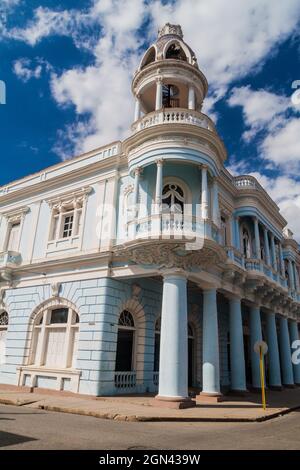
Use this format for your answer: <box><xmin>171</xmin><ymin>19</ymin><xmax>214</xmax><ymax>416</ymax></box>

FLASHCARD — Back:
<box><xmin>132</xmin><ymin>109</ymin><xmax>215</xmax><ymax>133</ymax></box>
<box><xmin>234</xmin><ymin>176</ymin><xmax>257</xmax><ymax>189</ymax></box>
<box><xmin>114</xmin><ymin>371</ymin><xmax>137</xmax><ymax>389</ymax></box>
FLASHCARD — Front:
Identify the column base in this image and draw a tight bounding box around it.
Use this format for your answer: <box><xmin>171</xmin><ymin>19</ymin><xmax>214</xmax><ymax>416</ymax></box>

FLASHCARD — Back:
<box><xmin>269</xmin><ymin>385</ymin><xmax>283</xmax><ymax>391</ymax></box>
<box><xmin>282</xmin><ymin>384</ymin><xmax>295</xmax><ymax>389</ymax></box>
<box><xmin>152</xmin><ymin>395</ymin><xmax>196</xmax><ymax>409</ymax></box>
<box><xmin>196</xmin><ymin>392</ymin><xmax>224</xmax><ymax>403</ymax></box>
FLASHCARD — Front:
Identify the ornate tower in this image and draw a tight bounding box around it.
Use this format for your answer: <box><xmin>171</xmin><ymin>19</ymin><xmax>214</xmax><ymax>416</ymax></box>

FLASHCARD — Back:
<box><xmin>124</xmin><ymin>23</ymin><xmax>227</xmax><ymax>242</ymax></box>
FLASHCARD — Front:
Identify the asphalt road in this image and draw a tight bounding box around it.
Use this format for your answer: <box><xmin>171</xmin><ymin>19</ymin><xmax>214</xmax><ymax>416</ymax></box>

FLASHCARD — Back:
<box><xmin>0</xmin><ymin>404</ymin><xmax>300</xmax><ymax>450</ymax></box>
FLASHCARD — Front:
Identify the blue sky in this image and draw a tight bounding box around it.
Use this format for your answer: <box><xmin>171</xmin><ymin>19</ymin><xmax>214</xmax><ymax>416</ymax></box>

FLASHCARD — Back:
<box><xmin>0</xmin><ymin>0</ymin><xmax>300</xmax><ymax>237</ymax></box>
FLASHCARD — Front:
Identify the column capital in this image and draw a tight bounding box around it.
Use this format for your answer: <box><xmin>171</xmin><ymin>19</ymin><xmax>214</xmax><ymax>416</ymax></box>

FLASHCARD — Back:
<box><xmin>161</xmin><ymin>269</ymin><xmax>188</xmax><ymax>281</ymax></box>
<box><xmin>156</xmin><ymin>76</ymin><xmax>163</xmax><ymax>84</ymax></box>
<box><xmin>155</xmin><ymin>158</ymin><xmax>164</xmax><ymax>166</ymax></box>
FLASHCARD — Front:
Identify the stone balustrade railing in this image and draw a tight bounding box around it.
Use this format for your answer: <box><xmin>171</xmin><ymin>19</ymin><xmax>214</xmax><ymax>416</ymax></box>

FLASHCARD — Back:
<box><xmin>114</xmin><ymin>371</ymin><xmax>137</xmax><ymax>389</ymax></box>
<box><xmin>233</xmin><ymin>175</ymin><xmax>258</xmax><ymax>189</ymax></box>
<box><xmin>131</xmin><ymin>108</ymin><xmax>215</xmax><ymax>133</ymax></box>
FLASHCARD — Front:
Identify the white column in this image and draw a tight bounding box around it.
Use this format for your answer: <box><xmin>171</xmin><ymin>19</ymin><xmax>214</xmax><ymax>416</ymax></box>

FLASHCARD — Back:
<box><xmin>201</xmin><ymin>289</ymin><xmax>221</xmax><ymax>397</ymax></box>
<box><xmin>253</xmin><ymin>217</ymin><xmax>261</xmax><ymax>260</ymax></box>
<box><xmin>266</xmin><ymin>313</ymin><xmax>282</xmax><ymax>389</ymax></box>
<box><xmin>288</xmin><ymin>259</ymin><xmax>295</xmax><ymax>290</ymax></box>
<box><xmin>133</xmin><ymin>167</ymin><xmax>141</xmax><ymax>218</ymax></box>
<box><xmin>188</xmin><ymin>85</ymin><xmax>195</xmax><ymax>110</ymax></box>
<box><xmin>278</xmin><ymin>243</ymin><xmax>285</xmax><ymax>277</ymax></box>
<box><xmin>155</xmin><ymin>78</ymin><xmax>163</xmax><ymax>110</ymax></box>
<box><xmin>279</xmin><ymin>316</ymin><xmax>294</xmax><ymax>386</ymax></box>
<box><xmin>270</xmin><ymin>234</ymin><xmax>277</xmax><ymax>271</ymax></box>
<box><xmin>212</xmin><ymin>179</ymin><xmax>220</xmax><ymax>227</ymax></box>
<box><xmin>134</xmin><ymin>95</ymin><xmax>141</xmax><ymax>121</ymax></box>
<box><xmin>201</xmin><ymin>165</ymin><xmax>209</xmax><ymax>220</ymax></box>
<box><xmin>155</xmin><ymin>159</ymin><xmax>163</xmax><ymax>208</ymax></box>
<box><xmin>229</xmin><ymin>297</ymin><xmax>247</xmax><ymax>392</ymax></box>
<box><xmin>293</xmin><ymin>262</ymin><xmax>299</xmax><ymax>292</ymax></box>
<box><xmin>156</xmin><ymin>272</ymin><xmax>194</xmax><ymax>407</ymax></box>
<box><xmin>263</xmin><ymin>227</ymin><xmax>271</xmax><ymax>266</ymax></box>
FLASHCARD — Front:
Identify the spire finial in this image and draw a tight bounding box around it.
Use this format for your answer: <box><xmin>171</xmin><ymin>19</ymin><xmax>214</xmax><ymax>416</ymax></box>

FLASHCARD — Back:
<box><xmin>158</xmin><ymin>23</ymin><xmax>183</xmax><ymax>39</ymax></box>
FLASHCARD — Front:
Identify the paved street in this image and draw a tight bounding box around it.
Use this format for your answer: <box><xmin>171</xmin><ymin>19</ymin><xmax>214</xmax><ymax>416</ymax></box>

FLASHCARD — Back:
<box><xmin>0</xmin><ymin>404</ymin><xmax>300</xmax><ymax>450</ymax></box>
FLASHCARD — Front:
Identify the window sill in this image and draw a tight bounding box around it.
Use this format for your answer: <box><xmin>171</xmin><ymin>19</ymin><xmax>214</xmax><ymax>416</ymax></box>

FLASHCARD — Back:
<box><xmin>17</xmin><ymin>366</ymin><xmax>81</xmax><ymax>393</ymax></box>
<box><xmin>46</xmin><ymin>235</ymin><xmax>80</xmax><ymax>255</ymax></box>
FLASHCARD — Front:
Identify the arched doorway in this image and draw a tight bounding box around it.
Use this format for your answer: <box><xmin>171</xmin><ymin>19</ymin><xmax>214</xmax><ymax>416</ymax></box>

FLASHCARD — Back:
<box><xmin>188</xmin><ymin>323</ymin><xmax>195</xmax><ymax>387</ymax></box>
<box><xmin>0</xmin><ymin>311</ymin><xmax>8</xmax><ymax>365</ymax></box>
<box><xmin>115</xmin><ymin>310</ymin><xmax>136</xmax><ymax>372</ymax></box>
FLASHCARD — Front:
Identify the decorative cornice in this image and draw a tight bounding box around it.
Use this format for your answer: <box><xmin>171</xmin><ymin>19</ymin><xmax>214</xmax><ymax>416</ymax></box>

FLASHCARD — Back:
<box><xmin>1</xmin><ymin>206</ymin><xmax>29</xmax><ymax>223</ymax></box>
<box><xmin>46</xmin><ymin>186</ymin><xmax>92</xmax><ymax>210</ymax></box>
<box><xmin>121</xmin><ymin>242</ymin><xmax>225</xmax><ymax>271</ymax></box>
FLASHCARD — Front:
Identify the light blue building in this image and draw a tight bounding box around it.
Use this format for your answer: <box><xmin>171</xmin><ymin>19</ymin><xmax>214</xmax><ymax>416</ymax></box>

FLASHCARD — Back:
<box><xmin>0</xmin><ymin>24</ymin><xmax>299</xmax><ymax>407</ymax></box>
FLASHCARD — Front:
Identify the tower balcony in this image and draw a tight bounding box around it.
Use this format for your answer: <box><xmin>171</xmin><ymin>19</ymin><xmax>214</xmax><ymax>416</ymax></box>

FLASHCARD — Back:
<box><xmin>131</xmin><ymin>108</ymin><xmax>216</xmax><ymax>134</ymax></box>
<box><xmin>125</xmin><ymin>213</ymin><xmax>219</xmax><ymax>245</ymax></box>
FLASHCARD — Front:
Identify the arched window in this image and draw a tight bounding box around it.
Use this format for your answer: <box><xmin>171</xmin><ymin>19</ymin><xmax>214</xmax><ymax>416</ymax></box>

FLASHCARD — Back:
<box><xmin>242</xmin><ymin>228</ymin><xmax>251</xmax><ymax>258</ymax></box>
<box><xmin>162</xmin><ymin>84</ymin><xmax>180</xmax><ymax>108</ymax></box>
<box><xmin>0</xmin><ymin>311</ymin><xmax>8</xmax><ymax>365</ymax></box>
<box><xmin>188</xmin><ymin>323</ymin><xmax>195</xmax><ymax>387</ymax></box>
<box><xmin>30</xmin><ymin>306</ymin><xmax>79</xmax><ymax>369</ymax></box>
<box><xmin>116</xmin><ymin>310</ymin><xmax>135</xmax><ymax>372</ymax></box>
<box><xmin>166</xmin><ymin>43</ymin><xmax>187</xmax><ymax>61</ymax></box>
<box><xmin>153</xmin><ymin>317</ymin><xmax>161</xmax><ymax>372</ymax></box>
<box><xmin>162</xmin><ymin>183</ymin><xmax>185</xmax><ymax>214</ymax></box>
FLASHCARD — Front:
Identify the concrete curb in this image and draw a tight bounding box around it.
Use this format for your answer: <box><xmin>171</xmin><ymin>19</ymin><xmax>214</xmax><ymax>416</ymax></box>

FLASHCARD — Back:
<box><xmin>1</xmin><ymin>396</ymin><xmax>300</xmax><ymax>423</ymax></box>
<box><xmin>0</xmin><ymin>397</ymin><xmax>39</xmax><ymax>406</ymax></box>
<box><xmin>36</xmin><ymin>403</ymin><xmax>300</xmax><ymax>423</ymax></box>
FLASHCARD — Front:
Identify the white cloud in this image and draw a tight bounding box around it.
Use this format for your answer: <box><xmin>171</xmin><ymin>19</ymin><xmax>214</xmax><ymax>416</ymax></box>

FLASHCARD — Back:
<box><xmin>3</xmin><ymin>0</ymin><xmax>300</xmax><ymax>158</ymax></box>
<box><xmin>227</xmin><ymin>86</ymin><xmax>300</xmax><ymax>172</ymax></box>
<box><xmin>13</xmin><ymin>58</ymin><xmax>42</xmax><ymax>82</ymax></box>
<box><xmin>0</xmin><ymin>0</ymin><xmax>20</xmax><ymax>37</ymax></box>
<box><xmin>261</xmin><ymin>118</ymin><xmax>300</xmax><ymax>169</ymax></box>
<box><xmin>150</xmin><ymin>0</ymin><xmax>300</xmax><ymax>91</ymax></box>
<box><xmin>250</xmin><ymin>172</ymin><xmax>300</xmax><ymax>242</ymax></box>
<box><xmin>228</xmin><ymin>86</ymin><xmax>291</xmax><ymax>141</ymax></box>
<box><xmin>7</xmin><ymin>6</ymin><xmax>93</xmax><ymax>48</ymax></box>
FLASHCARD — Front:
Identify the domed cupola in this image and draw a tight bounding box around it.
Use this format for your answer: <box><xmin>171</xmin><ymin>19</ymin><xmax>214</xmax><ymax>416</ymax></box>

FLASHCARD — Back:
<box><xmin>132</xmin><ymin>23</ymin><xmax>208</xmax><ymax>122</ymax></box>
<box><xmin>139</xmin><ymin>23</ymin><xmax>198</xmax><ymax>69</ymax></box>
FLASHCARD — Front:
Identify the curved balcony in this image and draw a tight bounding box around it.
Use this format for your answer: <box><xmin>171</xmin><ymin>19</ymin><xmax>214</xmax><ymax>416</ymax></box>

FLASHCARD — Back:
<box><xmin>131</xmin><ymin>108</ymin><xmax>216</xmax><ymax>134</ymax></box>
<box><xmin>126</xmin><ymin>214</ymin><xmax>219</xmax><ymax>244</ymax></box>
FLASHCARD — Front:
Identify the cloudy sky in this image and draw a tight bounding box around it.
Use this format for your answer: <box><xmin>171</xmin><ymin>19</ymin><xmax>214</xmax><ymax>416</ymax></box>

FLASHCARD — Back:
<box><xmin>0</xmin><ymin>0</ymin><xmax>300</xmax><ymax>239</ymax></box>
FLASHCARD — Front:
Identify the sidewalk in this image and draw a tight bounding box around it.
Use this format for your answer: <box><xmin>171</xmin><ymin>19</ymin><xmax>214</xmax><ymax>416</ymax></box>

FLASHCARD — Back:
<box><xmin>0</xmin><ymin>385</ymin><xmax>300</xmax><ymax>422</ymax></box>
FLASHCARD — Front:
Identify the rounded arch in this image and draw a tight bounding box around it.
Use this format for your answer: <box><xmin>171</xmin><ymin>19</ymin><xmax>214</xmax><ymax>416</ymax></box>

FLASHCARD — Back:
<box><xmin>24</xmin><ymin>297</ymin><xmax>80</xmax><ymax>367</ymax></box>
<box><xmin>115</xmin><ymin>298</ymin><xmax>147</xmax><ymax>382</ymax></box>
<box><xmin>163</xmin><ymin>39</ymin><xmax>192</xmax><ymax>63</ymax></box>
<box><xmin>139</xmin><ymin>45</ymin><xmax>157</xmax><ymax>69</ymax></box>
<box><xmin>28</xmin><ymin>297</ymin><xmax>79</xmax><ymax>327</ymax></box>
<box><xmin>161</xmin><ymin>176</ymin><xmax>192</xmax><ymax>205</ymax></box>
